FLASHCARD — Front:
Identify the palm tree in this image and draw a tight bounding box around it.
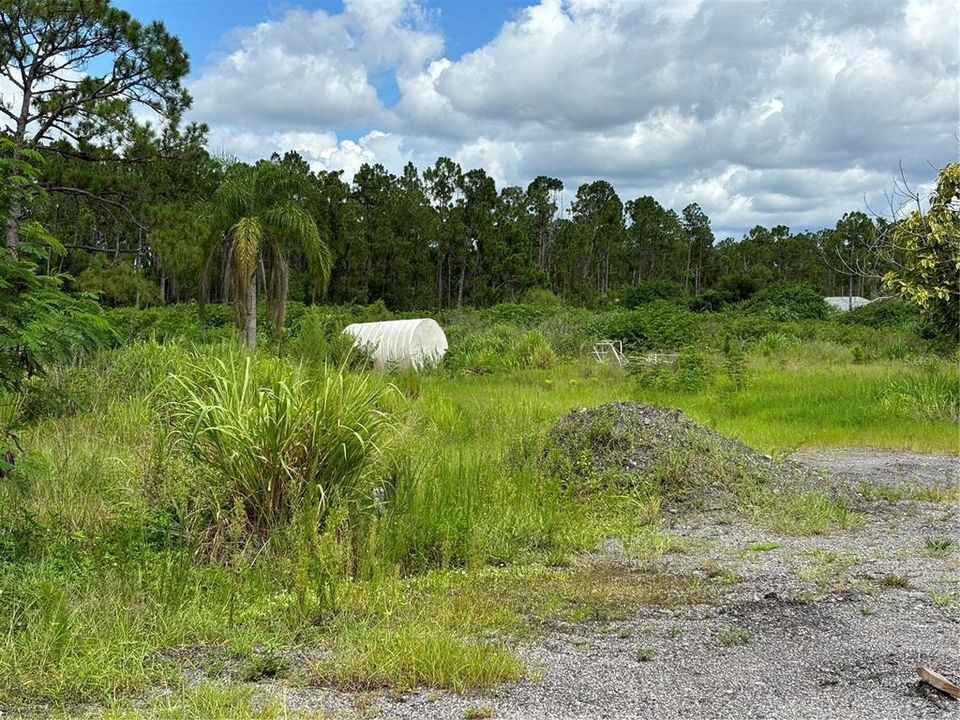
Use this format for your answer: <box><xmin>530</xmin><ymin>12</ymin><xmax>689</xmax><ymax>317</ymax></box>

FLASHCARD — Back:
<box><xmin>200</xmin><ymin>160</ymin><xmax>331</xmax><ymax>349</ymax></box>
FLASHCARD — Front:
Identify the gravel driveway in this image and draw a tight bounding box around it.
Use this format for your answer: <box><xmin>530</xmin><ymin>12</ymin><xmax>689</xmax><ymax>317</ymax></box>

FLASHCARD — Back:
<box><xmin>264</xmin><ymin>448</ymin><xmax>959</xmax><ymax>720</ymax></box>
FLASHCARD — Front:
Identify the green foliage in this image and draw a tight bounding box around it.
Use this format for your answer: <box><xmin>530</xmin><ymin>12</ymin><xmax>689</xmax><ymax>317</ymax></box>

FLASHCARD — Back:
<box><xmin>619</xmin><ymin>280</ymin><xmax>688</xmax><ymax>308</ymax></box>
<box><xmin>508</xmin><ymin>330</ymin><xmax>557</xmax><ymax>369</ymax></box>
<box><xmin>77</xmin><ymin>255</ymin><xmax>161</xmax><ymax>307</ymax></box>
<box><xmin>482</xmin><ymin>302</ymin><xmax>551</xmax><ymax>326</ymax></box>
<box><xmin>199</xmin><ymin>159</ymin><xmax>332</xmax><ymax>345</ymax></box>
<box><xmin>883</xmin><ymin>163</ymin><xmax>960</xmax><ymax>338</ymax></box>
<box><xmin>0</xmin><ymin>142</ymin><xmax>112</xmax><ymax>392</ymax></box>
<box><xmin>286</xmin><ymin>307</ymin><xmax>367</xmax><ymax>367</ymax></box>
<box><xmin>163</xmin><ymin>350</ymin><xmax>394</xmax><ymax>536</ymax></box>
<box><xmin>593</xmin><ymin>301</ymin><xmax>704</xmax><ymax>350</ymax></box>
<box><xmin>840</xmin><ymin>299</ymin><xmax>920</xmax><ymax>329</ymax></box>
<box><xmin>744</xmin><ymin>283</ymin><xmax>831</xmax><ymax>321</ymax></box>
<box><xmin>630</xmin><ymin>351</ymin><xmax>715</xmax><ymax>392</ymax></box>
<box><xmin>0</xmin><ymin>241</ymin><xmax>112</xmax><ymax>392</ymax></box>
<box><xmin>876</xmin><ymin>362</ymin><xmax>959</xmax><ymax>423</ymax></box>
<box><xmin>104</xmin><ymin>302</ymin><xmax>234</xmax><ymax>344</ymax></box>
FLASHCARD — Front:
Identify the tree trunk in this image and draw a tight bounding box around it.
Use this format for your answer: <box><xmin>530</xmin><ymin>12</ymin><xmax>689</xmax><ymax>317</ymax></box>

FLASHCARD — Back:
<box><xmin>436</xmin><ymin>253</ymin><xmax>444</xmax><ymax>310</ymax></box>
<box><xmin>7</xmin><ymin>83</ymin><xmax>34</xmax><ymax>257</ymax></box>
<box><xmin>5</xmin><ymin>201</ymin><xmax>21</xmax><ymax>256</ymax></box>
<box><xmin>246</xmin><ymin>277</ymin><xmax>257</xmax><ymax>351</ymax></box>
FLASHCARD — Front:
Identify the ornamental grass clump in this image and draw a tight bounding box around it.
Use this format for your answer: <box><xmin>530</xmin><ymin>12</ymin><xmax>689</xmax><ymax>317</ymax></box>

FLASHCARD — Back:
<box><xmin>165</xmin><ymin>350</ymin><xmax>393</xmax><ymax>537</ymax></box>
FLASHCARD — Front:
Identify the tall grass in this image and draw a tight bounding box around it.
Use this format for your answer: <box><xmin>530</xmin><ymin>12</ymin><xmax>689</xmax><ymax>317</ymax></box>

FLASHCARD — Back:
<box><xmin>164</xmin><ymin>350</ymin><xmax>394</xmax><ymax>536</ymax></box>
<box><xmin>1</xmin><ymin>319</ymin><xmax>957</xmax><ymax>710</ymax></box>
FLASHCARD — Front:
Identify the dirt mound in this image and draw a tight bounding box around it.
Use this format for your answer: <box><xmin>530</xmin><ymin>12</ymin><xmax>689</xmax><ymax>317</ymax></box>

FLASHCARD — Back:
<box><xmin>543</xmin><ymin>402</ymin><xmax>799</xmax><ymax>498</ymax></box>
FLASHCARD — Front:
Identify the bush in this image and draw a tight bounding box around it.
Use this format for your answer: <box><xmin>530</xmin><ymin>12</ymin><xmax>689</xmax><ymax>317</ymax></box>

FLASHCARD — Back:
<box><xmin>744</xmin><ymin>283</ymin><xmax>830</xmax><ymax>321</ymax></box>
<box><xmin>104</xmin><ymin>303</ymin><xmax>233</xmax><ymax>345</ymax></box>
<box><xmin>618</xmin><ymin>280</ymin><xmax>688</xmax><ymax>309</ymax></box>
<box><xmin>877</xmin><ymin>364</ymin><xmax>960</xmax><ymax>423</ymax></box>
<box><xmin>840</xmin><ymin>299</ymin><xmax>920</xmax><ymax>329</ymax></box>
<box><xmin>481</xmin><ymin>303</ymin><xmax>551</xmax><ymax>326</ymax></box>
<box><xmin>691</xmin><ymin>290</ymin><xmax>727</xmax><ymax>313</ymax></box>
<box><xmin>630</xmin><ymin>350</ymin><xmax>715</xmax><ymax>392</ymax></box>
<box><xmin>287</xmin><ymin>307</ymin><xmax>366</xmax><ymax>367</ymax></box>
<box><xmin>163</xmin><ymin>350</ymin><xmax>395</xmax><ymax>537</ymax></box>
<box><xmin>536</xmin><ymin>309</ymin><xmax>598</xmax><ymax>357</ymax></box>
<box><xmin>752</xmin><ymin>332</ymin><xmax>800</xmax><ymax>357</ymax></box>
<box><xmin>19</xmin><ymin>340</ymin><xmax>190</xmax><ymax>421</ymax></box>
<box><xmin>508</xmin><ymin>331</ymin><xmax>557</xmax><ymax>369</ymax></box>
<box><xmin>518</xmin><ymin>288</ymin><xmax>563</xmax><ymax>306</ymax></box>
<box><xmin>593</xmin><ymin>302</ymin><xmax>703</xmax><ymax>351</ymax></box>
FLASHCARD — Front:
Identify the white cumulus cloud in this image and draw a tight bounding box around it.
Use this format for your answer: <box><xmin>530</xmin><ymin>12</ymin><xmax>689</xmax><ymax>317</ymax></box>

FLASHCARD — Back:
<box><xmin>187</xmin><ymin>0</ymin><xmax>959</xmax><ymax>236</ymax></box>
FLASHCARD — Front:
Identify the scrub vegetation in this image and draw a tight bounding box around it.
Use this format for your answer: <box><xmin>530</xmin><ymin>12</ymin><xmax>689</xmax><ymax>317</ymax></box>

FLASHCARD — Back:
<box><xmin>0</xmin><ymin>295</ymin><xmax>956</xmax><ymax>716</ymax></box>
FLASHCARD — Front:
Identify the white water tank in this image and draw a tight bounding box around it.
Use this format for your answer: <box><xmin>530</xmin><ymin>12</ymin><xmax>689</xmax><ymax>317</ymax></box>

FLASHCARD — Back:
<box><xmin>343</xmin><ymin>318</ymin><xmax>448</xmax><ymax>370</ymax></box>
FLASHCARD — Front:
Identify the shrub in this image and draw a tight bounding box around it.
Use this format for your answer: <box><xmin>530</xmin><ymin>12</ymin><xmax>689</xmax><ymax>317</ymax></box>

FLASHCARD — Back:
<box><xmin>752</xmin><ymin>332</ymin><xmax>799</xmax><ymax>357</ymax></box>
<box><xmin>287</xmin><ymin>307</ymin><xmax>365</xmax><ymax>367</ymax></box>
<box><xmin>840</xmin><ymin>299</ymin><xmax>920</xmax><ymax>329</ymax></box>
<box><xmin>481</xmin><ymin>303</ymin><xmax>551</xmax><ymax>326</ymax></box>
<box><xmin>508</xmin><ymin>330</ymin><xmax>556</xmax><ymax>369</ymax></box>
<box><xmin>619</xmin><ymin>280</ymin><xmax>688</xmax><ymax>309</ymax></box>
<box><xmin>630</xmin><ymin>351</ymin><xmax>715</xmax><ymax>392</ymax></box>
<box><xmin>19</xmin><ymin>340</ymin><xmax>189</xmax><ymax>421</ymax></box>
<box><xmin>164</xmin><ymin>351</ymin><xmax>394</xmax><ymax>536</ymax></box>
<box><xmin>518</xmin><ymin>287</ymin><xmax>563</xmax><ymax>306</ymax></box>
<box><xmin>593</xmin><ymin>302</ymin><xmax>703</xmax><ymax>351</ymax></box>
<box><xmin>744</xmin><ymin>283</ymin><xmax>830</xmax><ymax>321</ymax></box>
<box><xmin>691</xmin><ymin>290</ymin><xmax>727</xmax><ymax>313</ymax></box>
<box><xmin>536</xmin><ymin>309</ymin><xmax>598</xmax><ymax>357</ymax></box>
<box><xmin>877</xmin><ymin>364</ymin><xmax>960</xmax><ymax>423</ymax></box>
<box><xmin>104</xmin><ymin>303</ymin><xmax>233</xmax><ymax>345</ymax></box>
<box><xmin>443</xmin><ymin>322</ymin><xmax>524</xmax><ymax>373</ymax></box>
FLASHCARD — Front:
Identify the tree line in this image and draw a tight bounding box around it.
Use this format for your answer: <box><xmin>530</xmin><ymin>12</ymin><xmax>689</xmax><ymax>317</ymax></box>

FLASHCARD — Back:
<box><xmin>30</xmin><ymin>126</ymin><xmax>888</xmax><ymax>312</ymax></box>
<box><xmin>1</xmin><ymin>0</ymin><xmax>956</xmax><ymax>361</ymax></box>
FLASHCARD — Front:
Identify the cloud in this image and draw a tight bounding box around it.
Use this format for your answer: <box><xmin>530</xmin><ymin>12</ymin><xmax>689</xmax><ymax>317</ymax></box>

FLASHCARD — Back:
<box><xmin>190</xmin><ymin>0</ymin><xmax>442</xmax><ymax>129</ymax></box>
<box><xmin>190</xmin><ymin>0</ymin><xmax>959</xmax><ymax>236</ymax></box>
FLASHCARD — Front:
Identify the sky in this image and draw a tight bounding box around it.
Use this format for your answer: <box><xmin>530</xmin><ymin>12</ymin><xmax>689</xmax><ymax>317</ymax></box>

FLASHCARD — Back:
<box><xmin>113</xmin><ymin>0</ymin><xmax>959</xmax><ymax>238</ymax></box>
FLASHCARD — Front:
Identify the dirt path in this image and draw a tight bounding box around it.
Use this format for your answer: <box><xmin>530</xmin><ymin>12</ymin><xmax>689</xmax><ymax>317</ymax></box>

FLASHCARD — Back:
<box><xmin>262</xmin><ymin>448</ymin><xmax>960</xmax><ymax>719</ymax></box>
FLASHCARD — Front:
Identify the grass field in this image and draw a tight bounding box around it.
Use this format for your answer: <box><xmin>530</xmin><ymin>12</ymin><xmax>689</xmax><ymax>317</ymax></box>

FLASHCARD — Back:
<box><xmin>0</xmin><ymin>303</ymin><xmax>957</xmax><ymax>717</ymax></box>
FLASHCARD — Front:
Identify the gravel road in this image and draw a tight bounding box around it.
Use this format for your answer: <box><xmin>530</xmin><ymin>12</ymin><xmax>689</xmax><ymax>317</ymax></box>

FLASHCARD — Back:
<box><xmin>262</xmin><ymin>448</ymin><xmax>960</xmax><ymax>720</ymax></box>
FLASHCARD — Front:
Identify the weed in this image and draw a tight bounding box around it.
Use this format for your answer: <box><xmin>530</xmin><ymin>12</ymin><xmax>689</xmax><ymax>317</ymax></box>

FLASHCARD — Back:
<box><xmin>701</xmin><ymin>562</ymin><xmax>742</xmax><ymax>586</ymax></box>
<box><xmin>923</xmin><ymin>536</ymin><xmax>955</xmax><ymax>555</ymax></box>
<box><xmin>859</xmin><ymin>483</ymin><xmax>960</xmax><ymax>504</ymax></box>
<box><xmin>740</xmin><ymin>483</ymin><xmax>859</xmax><ymax>535</ymax></box>
<box><xmin>717</xmin><ymin>627</ymin><xmax>752</xmax><ymax>647</ymax></box>
<box><xmin>164</xmin><ymin>350</ymin><xmax>394</xmax><ymax>536</ymax></box>
<box><xmin>635</xmin><ymin>647</ymin><xmax>657</xmax><ymax>662</ymax></box>
<box><xmin>96</xmin><ymin>681</ymin><xmax>310</xmax><ymax>719</ymax></box>
<box><xmin>744</xmin><ymin>541</ymin><xmax>780</xmax><ymax>552</ymax></box>
<box><xmin>464</xmin><ymin>704</ymin><xmax>495</xmax><ymax>719</ymax></box>
<box><xmin>238</xmin><ymin>651</ymin><xmax>289</xmax><ymax>682</ymax></box>
<box><xmin>932</xmin><ymin>592</ymin><xmax>956</xmax><ymax>608</ymax></box>
<box><xmin>880</xmin><ymin>573</ymin><xmax>910</xmax><ymax>589</ymax></box>
<box><xmin>313</xmin><ymin>624</ymin><xmax>522</xmax><ymax>691</ymax></box>
<box><xmin>799</xmin><ymin>549</ymin><xmax>859</xmax><ymax>591</ymax></box>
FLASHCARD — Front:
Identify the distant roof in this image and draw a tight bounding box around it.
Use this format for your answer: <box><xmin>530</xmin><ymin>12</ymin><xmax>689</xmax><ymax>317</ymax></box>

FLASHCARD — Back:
<box><xmin>824</xmin><ymin>296</ymin><xmax>872</xmax><ymax>311</ymax></box>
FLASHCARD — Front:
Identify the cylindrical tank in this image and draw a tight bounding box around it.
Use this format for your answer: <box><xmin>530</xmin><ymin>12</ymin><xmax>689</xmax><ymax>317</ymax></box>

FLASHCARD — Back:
<box><xmin>343</xmin><ymin>318</ymin><xmax>448</xmax><ymax>370</ymax></box>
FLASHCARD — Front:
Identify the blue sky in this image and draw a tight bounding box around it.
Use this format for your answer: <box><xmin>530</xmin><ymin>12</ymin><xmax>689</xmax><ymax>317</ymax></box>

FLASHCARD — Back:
<box><xmin>115</xmin><ymin>0</ymin><xmax>524</xmax><ymax>99</ymax></box>
<box><xmin>110</xmin><ymin>0</ymin><xmax>957</xmax><ymax>238</ymax></box>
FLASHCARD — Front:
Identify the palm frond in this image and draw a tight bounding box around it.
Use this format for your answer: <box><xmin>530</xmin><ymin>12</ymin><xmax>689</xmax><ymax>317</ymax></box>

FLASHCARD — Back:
<box><xmin>261</xmin><ymin>203</ymin><xmax>332</xmax><ymax>293</ymax></box>
<box><xmin>227</xmin><ymin>216</ymin><xmax>264</xmax><ymax>332</ymax></box>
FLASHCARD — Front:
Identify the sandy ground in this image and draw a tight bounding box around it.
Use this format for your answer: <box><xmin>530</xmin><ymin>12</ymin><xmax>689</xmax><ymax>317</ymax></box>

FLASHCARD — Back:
<box><xmin>260</xmin><ymin>448</ymin><xmax>960</xmax><ymax>719</ymax></box>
